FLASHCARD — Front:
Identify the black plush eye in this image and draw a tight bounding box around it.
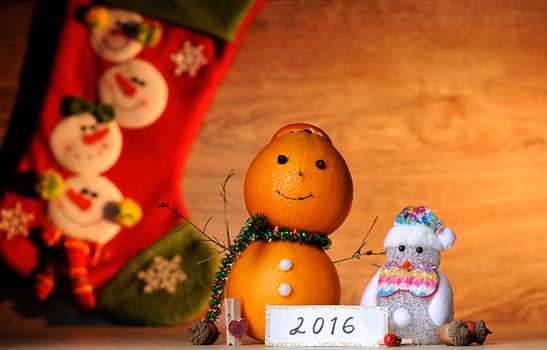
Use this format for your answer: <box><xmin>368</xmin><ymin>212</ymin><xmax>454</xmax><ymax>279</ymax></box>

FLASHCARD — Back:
<box><xmin>81</xmin><ymin>188</ymin><xmax>89</xmax><ymax>194</ymax></box>
<box><xmin>90</xmin><ymin>192</ymin><xmax>98</xmax><ymax>198</ymax></box>
<box><xmin>80</xmin><ymin>126</ymin><xmax>87</xmax><ymax>132</ymax></box>
<box><xmin>316</xmin><ymin>159</ymin><xmax>326</xmax><ymax>169</ymax></box>
<box><xmin>277</xmin><ymin>155</ymin><xmax>288</xmax><ymax>164</ymax></box>
<box><xmin>416</xmin><ymin>247</ymin><xmax>423</xmax><ymax>254</ymax></box>
<box><xmin>398</xmin><ymin>245</ymin><xmax>405</xmax><ymax>252</ymax></box>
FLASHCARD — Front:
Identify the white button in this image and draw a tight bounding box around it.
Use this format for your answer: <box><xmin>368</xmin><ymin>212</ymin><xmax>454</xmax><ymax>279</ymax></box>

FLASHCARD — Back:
<box><xmin>279</xmin><ymin>258</ymin><xmax>292</xmax><ymax>271</ymax></box>
<box><xmin>278</xmin><ymin>283</ymin><xmax>292</xmax><ymax>297</ymax></box>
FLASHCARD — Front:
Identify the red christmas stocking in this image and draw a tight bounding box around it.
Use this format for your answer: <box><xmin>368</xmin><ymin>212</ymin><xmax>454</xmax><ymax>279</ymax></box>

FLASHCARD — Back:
<box><xmin>0</xmin><ymin>0</ymin><xmax>263</xmax><ymax>321</ymax></box>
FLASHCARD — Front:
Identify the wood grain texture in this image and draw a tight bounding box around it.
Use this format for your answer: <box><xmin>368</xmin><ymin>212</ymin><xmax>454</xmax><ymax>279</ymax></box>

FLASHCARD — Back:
<box><xmin>0</xmin><ymin>1</ymin><xmax>34</xmax><ymax>141</ymax></box>
<box><xmin>182</xmin><ymin>0</ymin><xmax>547</xmax><ymax>326</ymax></box>
<box><xmin>1</xmin><ymin>324</ymin><xmax>547</xmax><ymax>349</ymax></box>
<box><xmin>1</xmin><ymin>0</ymin><xmax>547</xmax><ymax>326</ymax></box>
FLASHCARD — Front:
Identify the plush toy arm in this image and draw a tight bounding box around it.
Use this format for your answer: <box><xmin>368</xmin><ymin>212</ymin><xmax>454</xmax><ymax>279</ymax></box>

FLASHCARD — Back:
<box><xmin>428</xmin><ymin>271</ymin><xmax>453</xmax><ymax>326</ymax></box>
<box><xmin>360</xmin><ymin>269</ymin><xmax>381</xmax><ymax>307</ymax></box>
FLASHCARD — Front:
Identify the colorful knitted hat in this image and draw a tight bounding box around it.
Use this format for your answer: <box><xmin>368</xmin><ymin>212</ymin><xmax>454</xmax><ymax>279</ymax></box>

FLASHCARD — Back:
<box><xmin>383</xmin><ymin>205</ymin><xmax>456</xmax><ymax>251</ymax></box>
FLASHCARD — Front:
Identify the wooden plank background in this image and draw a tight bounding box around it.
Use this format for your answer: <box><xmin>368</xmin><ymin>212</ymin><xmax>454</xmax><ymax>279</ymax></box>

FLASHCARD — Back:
<box><xmin>1</xmin><ymin>0</ymin><xmax>547</xmax><ymax>326</ymax></box>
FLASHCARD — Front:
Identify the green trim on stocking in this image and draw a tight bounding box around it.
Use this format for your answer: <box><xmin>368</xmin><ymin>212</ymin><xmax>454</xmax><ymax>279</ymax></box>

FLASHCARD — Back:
<box><xmin>97</xmin><ymin>222</ymin><xmax>218</xmax><ymax>325</ymax></box>
<box><xmin>98</xmin><ymin>0</ymin><xmax>255</xmax><ymax>41</ymax></box>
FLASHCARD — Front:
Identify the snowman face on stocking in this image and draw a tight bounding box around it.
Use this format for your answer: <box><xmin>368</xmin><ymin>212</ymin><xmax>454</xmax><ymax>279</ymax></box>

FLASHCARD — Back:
<box><xmin>48</xmin><ymin>176</ymin><xmax>123</xmax><ymax>244</ymax></box>
<box><xmin>98</xmin><ymin>59</ymin><xmax>168</xmax><ymax>129</ymax></box>
<box><xmin>89</xmin><ymin>9</ymin><xmax>144</xmax><ymax>63</ymax></box>
<box><xmin>50</xmin><ymin>113</ymin><xmax>122</xmax><ymax>175</ymax></box>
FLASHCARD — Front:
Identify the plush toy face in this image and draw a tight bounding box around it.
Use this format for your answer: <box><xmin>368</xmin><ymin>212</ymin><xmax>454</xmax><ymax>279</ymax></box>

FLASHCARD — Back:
<box><xmin>89</xmin><ymin>9</ymin><xmax>144</xmax><ymax>63</ymax></box>
<box><xmin>48</xmin><ymin>175</ymin><xmax>123</xmax><ymax>244</ymax></box>
<box><xmin>386</xmin><ymin>245</ymin><xmax>441</xmax><ymax>268</ymax></box>
<box><xmin>98</xmin><ymin>59</ymin><xmax>168</xmax><ymax>129</ymax></box>
<box><xmin>50</xmin><ymin>114</ymin><xmax>122</xmax><ymax>175</ymax></box>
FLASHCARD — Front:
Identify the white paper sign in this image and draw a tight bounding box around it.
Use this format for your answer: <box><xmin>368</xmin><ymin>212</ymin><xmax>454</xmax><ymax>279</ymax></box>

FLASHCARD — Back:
<box><xmin>265</xmin><ymin>305</ymin><xmax>388</xmax><ymax>347</ymax></box>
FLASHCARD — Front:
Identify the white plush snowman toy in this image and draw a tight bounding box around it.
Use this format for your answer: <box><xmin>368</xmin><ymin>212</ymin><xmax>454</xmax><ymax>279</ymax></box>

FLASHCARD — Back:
<box><xmin>360</xmin><ymin>205</ymin><xmax>456</xmax><ymax>344</ymax></box>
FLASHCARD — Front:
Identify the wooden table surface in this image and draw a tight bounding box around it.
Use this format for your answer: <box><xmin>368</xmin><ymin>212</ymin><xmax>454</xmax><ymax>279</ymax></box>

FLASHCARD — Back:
<box><xmin>1</xmin><ymin>324</ymin><xmax>546</xmax><ymax>349</ymax></box>
<box><xmin>1</xmin><ymin>0</ymin><xmax>547</xmax><ymax>329</ymax></box>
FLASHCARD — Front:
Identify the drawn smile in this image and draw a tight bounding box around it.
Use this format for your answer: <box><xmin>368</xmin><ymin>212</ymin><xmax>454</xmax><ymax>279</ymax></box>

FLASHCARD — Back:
<box><xmin>101</xmin><ymin>35</ymin><xmax>130</xmax><ymax>52</ymax></box>
<box><xmin>276</xmin><ymin>189</ymin><xmax>313</xmax><ymax>201</ymax></box>
<box><xmin>59</xmin><ymin>204</ymin><xmax>103</xmax><ymax>227</ymax></box>
<box><xmin>110</xmin><ymin>89</ymin><xmax>143</xmax><ymax>112</ymax></box>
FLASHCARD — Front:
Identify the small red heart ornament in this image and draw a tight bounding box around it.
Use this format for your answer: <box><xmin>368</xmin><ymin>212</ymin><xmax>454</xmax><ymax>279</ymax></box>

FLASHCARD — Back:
<box><xmin>228</xmin><ymin>318</ymin><xmax>249</xmax><ymax>340</ymax></box>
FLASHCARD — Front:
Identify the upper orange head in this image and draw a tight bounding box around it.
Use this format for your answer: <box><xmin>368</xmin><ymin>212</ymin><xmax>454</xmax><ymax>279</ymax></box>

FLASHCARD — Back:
<box><xmin>244</xmin><ymin>123</ymin><xmax>353</xmax><ymax>235</ymax></box>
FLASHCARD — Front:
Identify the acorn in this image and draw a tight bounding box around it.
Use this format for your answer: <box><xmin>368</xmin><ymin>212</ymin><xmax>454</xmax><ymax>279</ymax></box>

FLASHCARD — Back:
<box><xmin>438</xmin><ymin>320</ymin><xmax>471</xmax><ymax>346</ymax></box>
<box><xmin>467</xmin><ymin>320</ymin><xmax>492</xmax><ymax>345</ymax></box>
<box><xmin>188</xmin><ymin>320</ymin><xmax>220</xmax><ymax>345</ymax></box>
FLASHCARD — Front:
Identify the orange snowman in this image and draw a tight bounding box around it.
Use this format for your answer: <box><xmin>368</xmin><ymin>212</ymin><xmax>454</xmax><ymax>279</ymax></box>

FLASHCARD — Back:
<box><xmin>189</xmin><ymin>124</ymin><xmax>353</xmax><ymax>343</ymax></box>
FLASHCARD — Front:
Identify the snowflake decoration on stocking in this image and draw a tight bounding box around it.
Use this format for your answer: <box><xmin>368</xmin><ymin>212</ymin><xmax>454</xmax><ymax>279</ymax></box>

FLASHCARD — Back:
<box><xmin>0</xmin><ymin>202</ymin><xmax>34</xmax><ymax>240</ymax></box>
<box><xmin>170</xmin><ymin>40</ymin><xmax>208</xmax><ymax>77</ymax></box>
<box><xmin>137</xmin><ymin>255</ymin><xmax>188</xmax><ymax>294</ymax></box>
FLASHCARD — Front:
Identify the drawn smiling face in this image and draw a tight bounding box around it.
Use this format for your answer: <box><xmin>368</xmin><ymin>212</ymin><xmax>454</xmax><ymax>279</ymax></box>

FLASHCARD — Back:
<box><xmin>89</xmin><ymin>9</ymin><xmax>144</xmax><ymax>63</ymax></box>
<box><xmin>244</xmin><ymin>126</ymin><xmax>353</xmax><ymax>235</ymax></box>
<box><xmin>50</xmin><ymin>114</ymin><xmax>122</xmax><ymax>175</ymax></box>
<box><xmin>48</xmin><ymin>175</ymin><xmax>123</xmax><ymax>244</ymax></box>
<box><xmin>98</xmin><ymin>59</ymin><xmax>168</xmax><ymax>129</ymax></box>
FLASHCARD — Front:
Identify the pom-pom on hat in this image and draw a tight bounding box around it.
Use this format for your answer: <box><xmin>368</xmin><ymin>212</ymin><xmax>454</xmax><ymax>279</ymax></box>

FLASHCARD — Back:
<box><xmin>384</xmin><ymin>205</ymin><xmax>456</xmax><ymax>251</ymax></box>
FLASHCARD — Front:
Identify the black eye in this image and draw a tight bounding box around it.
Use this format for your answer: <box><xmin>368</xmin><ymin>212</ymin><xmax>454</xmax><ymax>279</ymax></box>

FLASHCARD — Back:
<box><xmin>277</xmin><ymin>155</ymin><xmax>288</xmax><ymax>164</ymax></box>
<box><xmin>80</xmin><ymin>126</ymin><xmax>86</xmax><ymax>132</ymax></box>
<box><xmin>316</xmin><ymin>160</ymin><xmax>326</xmax><ymax>169</ymax></box>
<box><xmin>398</xmin><ymin>245</ymin><xmax>405</xmax><ymax>252</ymax></box>
<box><xmin>131</xmin><ymin>77</ymin><xmax>146</xmax><ymax>86</ymax></box>
<box><xmin>416</xmin><ymin>247</ymin><xmax>423</xmax><ymax>254</ymax></box>
<box><xmin>91</xmin><ymin>192</ymin><xmax>98</xmax><ymax>198</ymax></box>
<box><xmin>81</xmin><ymin>188</ymin><xmax>88</xmax><ymax>194</ymax></box>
